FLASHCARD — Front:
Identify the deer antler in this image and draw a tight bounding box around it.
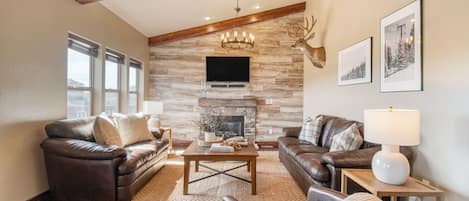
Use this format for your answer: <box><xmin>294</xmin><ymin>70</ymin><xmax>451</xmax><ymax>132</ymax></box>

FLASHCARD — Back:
<box><xmin>287</xmin><ymin>23</ymin><xmax>303</xmax><ymax>39</ymax></box>
<box><xmin>302</xmin><ymin>16</ymin><xmax>317</xmax><ymax>40</ymax></box>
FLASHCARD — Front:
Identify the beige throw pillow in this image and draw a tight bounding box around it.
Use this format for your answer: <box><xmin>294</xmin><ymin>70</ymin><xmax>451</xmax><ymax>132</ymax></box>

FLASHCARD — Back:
<box><xmin>113</xmin><ymin>113</ymin><xmax>155</xmax><ymax>146</ymax></box>
<box><xmin>93</xmin><ymin>113</ymin><xmax>123</xmax><ymax>147</ymax></box>
<box><xmin>329</xmin><ymin>123</ymin><xmax>363</xmax><ymax>152</ymax></box>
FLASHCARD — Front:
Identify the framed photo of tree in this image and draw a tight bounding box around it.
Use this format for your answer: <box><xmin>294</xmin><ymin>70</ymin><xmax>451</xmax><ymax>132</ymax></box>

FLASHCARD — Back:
<box><xmin>338</xmin><ymin>38</ymin><xmax>372</xmax><ymax>86</ymax></box>
<box><xmin>381</xmin><ymin>0</ymin><xmax>422</xmax><ymax>92</ymax></box>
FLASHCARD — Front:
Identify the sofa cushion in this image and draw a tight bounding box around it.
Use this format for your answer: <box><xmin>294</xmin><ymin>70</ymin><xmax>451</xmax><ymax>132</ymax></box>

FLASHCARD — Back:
<box><xmin>278</xmin><ymin>137</ymin><xmax>312</xmax><ymax>150</ymax></box>
<box><xmin>285</xmin><ymin>144</ymin><xmax>329</xmax><ymax>157</ymax></box>
<box><xmin>294</xmin><ymin>153</ymin><xmax>330</xmax><ymax>182</ymax></box>
<box><xmin>118</xmin><ymin>139</ymin><xmax>169</xmax><ymax>175</ymax></box>
<box><xmin>45</xmin><ymin>117</ymin><xmax>95</xmax><ymax>141</ymax></box>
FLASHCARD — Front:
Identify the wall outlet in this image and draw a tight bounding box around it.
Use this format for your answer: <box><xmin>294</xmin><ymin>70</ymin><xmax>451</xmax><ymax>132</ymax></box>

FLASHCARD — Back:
<box><xmin>268</xmin><ymin>128</ymin><xmax>273</xmax><ymax>135</ymax></box>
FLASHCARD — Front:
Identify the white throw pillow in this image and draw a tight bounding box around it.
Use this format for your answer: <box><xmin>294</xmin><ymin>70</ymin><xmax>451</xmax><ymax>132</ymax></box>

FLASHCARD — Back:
<box><xmin>344</xmin><ymin>193</ymin><xmax>382</xmax><ymax>201</ymax></box>
<box><xmin>298</xmin><ymin>116</ymin><xmax>323</xmax><ymax>145</ymax></box>
<box><xmin>329</xmin><ymin>123</ymin><xmax>363</xmax><ymax>152</ymax></box>
<box><xmin>93</xmin><ymin>113</ymin><xmax>123</xmax><ymax>147</ymax></box>
<box><xmin>113</xmin><ymin>113</ymin><xmax>155</xmax><ymax>146</ymax></box>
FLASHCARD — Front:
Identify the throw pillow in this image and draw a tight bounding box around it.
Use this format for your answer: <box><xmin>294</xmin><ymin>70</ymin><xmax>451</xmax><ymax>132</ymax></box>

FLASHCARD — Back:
<box><xmin>344</xmin><ymin>193</ymin><xmax>382</xmax><ymax>201</ymax></box>
<box><xmin>298</xmin><ymin>116</ymin><xmax>323</xmax><ymax>145</ymax></box>
<box><xmin>113</xmin><ymin>113</ymin><xmax>155</xmax><ymax>146</ymax></box>
<box><xmin>93</xmin><ymin>113</ymin><xmax>123</xmax><ymax>147</ymax></box>
<box><xmin>329</xmin><ymin>123</ymin><xmax>363</xmax><ymax>152</ymax></box>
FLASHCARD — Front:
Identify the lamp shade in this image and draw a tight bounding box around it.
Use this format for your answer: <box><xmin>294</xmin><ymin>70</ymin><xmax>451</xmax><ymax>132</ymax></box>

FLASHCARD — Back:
<box><xmin>143</xmin><ymin>101</ymin><xmax>163</xmax><ymax>115</ymax></box>
<box><xmin>364</xmin><ymin>109</ymin><xmax>420</xmax><ymax>146</ymax></box>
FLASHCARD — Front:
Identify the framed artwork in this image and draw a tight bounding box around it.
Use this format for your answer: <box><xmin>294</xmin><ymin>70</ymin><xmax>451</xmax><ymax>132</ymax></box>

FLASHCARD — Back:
<box><xmin>338</xmin><ymin>37</ymin><xmax>372</xmax><ymax>86</ymax></box>
<box><xmin>381</xmin><ymin>0</ymin><xmax>422</xmax><ymax>92</ymax></box>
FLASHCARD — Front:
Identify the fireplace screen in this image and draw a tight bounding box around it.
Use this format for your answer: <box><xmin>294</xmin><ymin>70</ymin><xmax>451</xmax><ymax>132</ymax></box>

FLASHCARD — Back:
<box><xmin>214</xmin><ymin>116</ymin><xmax>244</xmax><ymax>139</ymax></box>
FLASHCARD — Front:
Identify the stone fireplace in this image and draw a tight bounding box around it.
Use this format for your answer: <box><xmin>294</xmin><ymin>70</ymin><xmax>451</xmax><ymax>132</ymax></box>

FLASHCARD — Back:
<box><xmin>213</xmin><ymin>115</ymin><xmax>244</xmax><ymax>138</ymax></box>
<box><xmin>198</xmin><ymin>98</ymin><xmax>257</xmax><ymax>140</ymax></box>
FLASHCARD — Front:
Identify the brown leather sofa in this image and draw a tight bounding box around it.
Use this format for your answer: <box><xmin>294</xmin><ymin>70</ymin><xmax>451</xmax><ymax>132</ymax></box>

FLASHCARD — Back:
<box><xmin>41</xmin><ymin>117</ymin><xmax>169</xmax><ymax>201</ymax></box>
<box><xmin>279</xmin><ymin>115</ymin><xmax>413</xmax><ymax>194</ymax></box>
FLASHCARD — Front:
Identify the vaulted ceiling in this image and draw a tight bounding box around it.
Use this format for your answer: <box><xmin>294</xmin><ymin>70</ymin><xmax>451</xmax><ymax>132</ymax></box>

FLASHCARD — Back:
<box><xmin>99</xmin><ymin>0</ymin><xmax>305</xmax><ymax>37</ymax></box>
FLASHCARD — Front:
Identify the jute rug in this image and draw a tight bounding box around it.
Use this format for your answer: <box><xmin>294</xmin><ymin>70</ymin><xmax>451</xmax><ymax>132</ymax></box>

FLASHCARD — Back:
<box><xmin>133</xmin><ymin>150</ymin><xmax>305</xmax><ymax>201</ymax></box>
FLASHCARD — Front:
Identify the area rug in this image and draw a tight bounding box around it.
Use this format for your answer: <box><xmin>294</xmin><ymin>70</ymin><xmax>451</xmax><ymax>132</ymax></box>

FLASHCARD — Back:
<box><xmin>133</xmin><ymin>150</ymin><xmax>305</xmax><ymax>201</ymax></box>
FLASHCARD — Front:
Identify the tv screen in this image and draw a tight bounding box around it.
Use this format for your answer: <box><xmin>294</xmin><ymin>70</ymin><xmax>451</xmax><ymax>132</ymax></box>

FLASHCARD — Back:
<box><xmin>206</xmin><ymin>56</ymin><xmax>250</xmax><ymax>82</ymax></box>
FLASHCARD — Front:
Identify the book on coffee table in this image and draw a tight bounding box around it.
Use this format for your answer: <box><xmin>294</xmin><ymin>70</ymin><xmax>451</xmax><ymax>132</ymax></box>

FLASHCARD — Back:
<box><xmin>209</xmin><ymin>143</ymin><xmax>234</xmax><ymax>153</ymax></box>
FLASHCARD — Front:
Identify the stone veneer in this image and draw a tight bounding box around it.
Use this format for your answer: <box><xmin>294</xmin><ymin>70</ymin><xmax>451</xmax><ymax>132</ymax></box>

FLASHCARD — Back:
<box><xmin>148</xmin><ymin>12</ymin><xmax>304</xmax><ymax>141</ymax></box>
<box><xmin>199</xmin><ymin>98</ymin><xmax>257</xmax><ymax>139</ymax></box>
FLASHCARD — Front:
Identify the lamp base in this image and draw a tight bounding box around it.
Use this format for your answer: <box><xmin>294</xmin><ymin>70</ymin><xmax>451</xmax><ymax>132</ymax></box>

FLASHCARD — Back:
<box><xmin>372</xmin><ymin>145</ymin><xmax>410</xmax><ymax>185</ymax></box>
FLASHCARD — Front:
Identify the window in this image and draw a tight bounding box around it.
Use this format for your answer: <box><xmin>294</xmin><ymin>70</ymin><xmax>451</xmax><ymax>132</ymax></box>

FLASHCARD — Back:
<box><xmin>67</xmin><ymin>34</ymin><xmax>98</xmax><ymax>119</ymax></box>
<box><xmin>104</xmin><ymin>49</ymin><xmax>124</xmax><ymax>114</ymax></box>
<box><xmin>128</xmin><ymin>59</ymin><xmax>142</xmax><ymax>114</ymax></box>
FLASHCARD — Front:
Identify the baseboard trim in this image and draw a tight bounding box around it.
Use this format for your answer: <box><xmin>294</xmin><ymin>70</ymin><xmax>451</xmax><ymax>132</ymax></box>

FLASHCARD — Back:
<box><xmin>28</xmin><ymin>191</ymin><xmax>50</xmax><ymax>201</ymax></box>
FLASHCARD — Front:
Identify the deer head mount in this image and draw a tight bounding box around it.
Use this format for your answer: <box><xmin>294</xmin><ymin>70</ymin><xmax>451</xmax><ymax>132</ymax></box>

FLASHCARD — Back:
<box><xmin>288</xmin><ymin>16</ymin><xmax>326</xmax><ymax>68</ymax></box>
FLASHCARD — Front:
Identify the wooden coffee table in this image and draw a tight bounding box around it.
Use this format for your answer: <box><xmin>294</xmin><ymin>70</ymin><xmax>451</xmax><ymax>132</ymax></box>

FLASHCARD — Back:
<box><xmin>182</xmin><ymin>142</ymin><xmax>259</xmax><ymax>195</ymax></box>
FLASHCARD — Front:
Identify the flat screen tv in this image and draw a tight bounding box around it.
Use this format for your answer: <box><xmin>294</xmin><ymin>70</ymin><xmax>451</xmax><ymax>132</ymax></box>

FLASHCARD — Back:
<box><xmin>206</xmin><ymin>56</ymin><xmax>250</xmax><ymax>82</ymax></box>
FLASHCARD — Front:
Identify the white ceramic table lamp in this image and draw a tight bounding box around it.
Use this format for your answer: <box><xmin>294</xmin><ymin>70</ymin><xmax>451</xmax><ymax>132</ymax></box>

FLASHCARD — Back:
<box><xmin>364</xmin><ymin>107</ymin><xmax>420</xmax><ymax>185</ymax></box>
<box><xmin>143</xmin><ymin>101</ymin><xmax>163</xmax><ymax>131</ymax></box>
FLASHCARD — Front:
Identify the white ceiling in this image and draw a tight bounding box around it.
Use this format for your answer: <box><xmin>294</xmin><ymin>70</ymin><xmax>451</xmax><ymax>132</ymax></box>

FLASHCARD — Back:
<box><xmin>100</xmin><ymin>0</ymin><xmax>305</xmax><ymax>37</ymax></box>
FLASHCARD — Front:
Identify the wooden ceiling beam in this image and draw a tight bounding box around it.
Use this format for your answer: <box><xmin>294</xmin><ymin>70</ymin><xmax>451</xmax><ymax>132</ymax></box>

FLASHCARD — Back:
<box><xmin>148</xmin><ymin>2</ymin><xmax>306</xmax><ymax>46</ymax></box>
<box><xmin>75</xmin><ymin>0</ymin><xmax>101</xmax><ymax>5</ymax></box>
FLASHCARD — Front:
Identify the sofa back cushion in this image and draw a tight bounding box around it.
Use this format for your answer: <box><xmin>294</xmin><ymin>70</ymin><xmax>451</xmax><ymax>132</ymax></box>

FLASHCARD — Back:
<box><xmin>45</xmin><ymin>117</ymin><xmax>96</xmax><ymax>141</ymax></box>
<box><xmin>316</xmin><ymin>115</ymin><xmax>364</xmax><ymax>149</ymax></box>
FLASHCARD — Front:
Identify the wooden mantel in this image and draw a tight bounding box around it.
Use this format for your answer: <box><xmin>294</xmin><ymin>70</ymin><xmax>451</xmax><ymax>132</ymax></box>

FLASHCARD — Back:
<box><xmin>149</xmin><ymin>2</ymin><xmax>306</xmax><ymax>46</ymax></box>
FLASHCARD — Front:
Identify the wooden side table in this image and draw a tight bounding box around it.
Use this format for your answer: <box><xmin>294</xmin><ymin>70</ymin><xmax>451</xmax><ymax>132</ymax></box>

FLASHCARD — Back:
<box><xmin>341</xmin><ymin>169</ymin><xmax>443</xmax><ymax>201</ymax></box>
<box><xmin>161</xmin><ymin>127</ymin><xmax>173</xmax><ymax>154</ymax></box>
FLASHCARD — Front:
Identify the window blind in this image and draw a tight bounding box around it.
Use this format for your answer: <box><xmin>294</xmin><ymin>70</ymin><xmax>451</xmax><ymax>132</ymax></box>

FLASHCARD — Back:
<box><xmin>68</xmin><ymin>33</ymin><xmax>99</xmax><ymax>57</ymax></box>
<box><xmin>129</xmin><ymin>58</ymin><xmax>142</xmax><ymax>69</ymax></box>
<box><xmin>105</xmin><ymin>49</ymin><xmax>125</xmax><ymax>64</ymax></box>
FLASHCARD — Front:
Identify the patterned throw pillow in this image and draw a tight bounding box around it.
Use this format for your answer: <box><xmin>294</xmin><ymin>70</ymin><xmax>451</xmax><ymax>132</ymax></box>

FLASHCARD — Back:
<box><xmin>93</xmin><ymin>113</ymin><xmax>123</xmax><ymax>147</ymax></box>
<box><xmin>344</xmin><ymin>193</ymin><xmax>382</xmax><ymax>201</ymax></box>
<box><xmin>298</xmin><ymin>116</ymin><xmax>323</xmax><ymax>145</ymax></box>
<box><xmin>329</xmin><ymin>123</ymin><xmax>363</xmax><ymax>152</ymax></box>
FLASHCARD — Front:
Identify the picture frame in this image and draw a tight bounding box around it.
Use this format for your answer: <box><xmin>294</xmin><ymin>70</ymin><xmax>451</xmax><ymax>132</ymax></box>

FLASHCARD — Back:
<box><xmin>338</xmin><ymin>37</ymin><xmax>372</xmax><ymax>86</ymax></box>
<box><xmin>380</xmin><ymin>0</ymin><xmax>422</xmax><ymax>92</ymax></box>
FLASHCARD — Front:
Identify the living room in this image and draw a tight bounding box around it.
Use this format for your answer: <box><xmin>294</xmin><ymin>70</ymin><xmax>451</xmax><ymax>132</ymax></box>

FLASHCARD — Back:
<box><xmin>1</xmin><ymin>0</ymin><xmax>468</xmax><ymax>201</ymax></box>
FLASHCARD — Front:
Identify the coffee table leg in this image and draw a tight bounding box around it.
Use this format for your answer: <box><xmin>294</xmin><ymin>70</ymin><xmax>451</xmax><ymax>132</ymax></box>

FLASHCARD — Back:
<box><xmin>183</xmin><ymin>158</ymin><xmax>190</xmax><ymax>195</ymax></box>
<box><xmin>195</xmin><ymin>160</ymin><xmax>199</xmax><ymax>172</ymax></box>
<box><xmin>247</xmin><ymin>161</ymin><xmax>251</xmax><ymax>172</ymax></box>
<box><xmin>251</xmin><ymin>159</ymin><xmax>256</xmax><ymax>195</ymax></box>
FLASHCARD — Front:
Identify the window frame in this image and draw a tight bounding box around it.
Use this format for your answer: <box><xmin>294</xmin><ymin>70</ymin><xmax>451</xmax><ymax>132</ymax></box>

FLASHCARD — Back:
<box><xmin>67</xmin><ymin>33</ymin><xmax>99</xmax><ymax>118</ymax></box>
<box><xmin>128</xmin><ymin>58</ymin><xmax>142</xmax><ymax>114</ymax></box>
<box><xmin>104</xmin><ymin>49</ymin><xmax>125</xmax><ymax>114</ymax></box>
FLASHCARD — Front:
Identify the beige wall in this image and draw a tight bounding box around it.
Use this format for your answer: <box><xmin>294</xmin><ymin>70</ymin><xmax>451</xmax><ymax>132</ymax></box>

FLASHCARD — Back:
<box><xmin>304</xmin><ymin>0</ymin><xmax>469</xmax><ymax>200</ymax></box>
<box><xmin>0</xmin><ymin>0</ymin><xmax>148</xmax><ymax>200</ymax></box>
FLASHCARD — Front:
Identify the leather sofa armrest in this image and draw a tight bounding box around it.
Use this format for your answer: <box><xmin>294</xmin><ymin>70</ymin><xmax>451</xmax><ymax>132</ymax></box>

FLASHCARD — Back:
<box><xmin>321</xmin><ymin>147</ymin><xmax>380</xmax><ymax>168</ymax></box>
<box><xmin>322</xmin><ymin>146</ymin><xmax>415</xmax><ymax>168</ymax></box>
<box><xmin>283</xmin><ymin>127</ymin><xmax>302</xmax><ymax>138</ymax></box>
<box><xmin>307</xmin><ymin>185</ymin><xmax>346</xmax><ymax>201</ymax></box>
<box><xmin>41</xmin><ymin>138</ymin><xmax>126</xmax><ymax>160</ymax></box>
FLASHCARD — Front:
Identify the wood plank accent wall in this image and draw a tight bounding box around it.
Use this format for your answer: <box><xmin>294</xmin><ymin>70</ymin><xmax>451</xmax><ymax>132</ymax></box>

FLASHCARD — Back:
<box><xmin>148</xmin><ymin>2</ymin><xmax>306</xmax><ymax>46</ymax></box>
<box><xmin>148</xmin><ymin>12</ymin><xmax>304</xmax><ymax>141</ymax></box>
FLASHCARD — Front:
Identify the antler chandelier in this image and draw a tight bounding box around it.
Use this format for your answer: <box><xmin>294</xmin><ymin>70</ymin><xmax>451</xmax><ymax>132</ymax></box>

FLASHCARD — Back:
<box><xmin>220</xmin><ymin>0</ymin><xmax>255</xmax><ymax>49</ymax></box>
